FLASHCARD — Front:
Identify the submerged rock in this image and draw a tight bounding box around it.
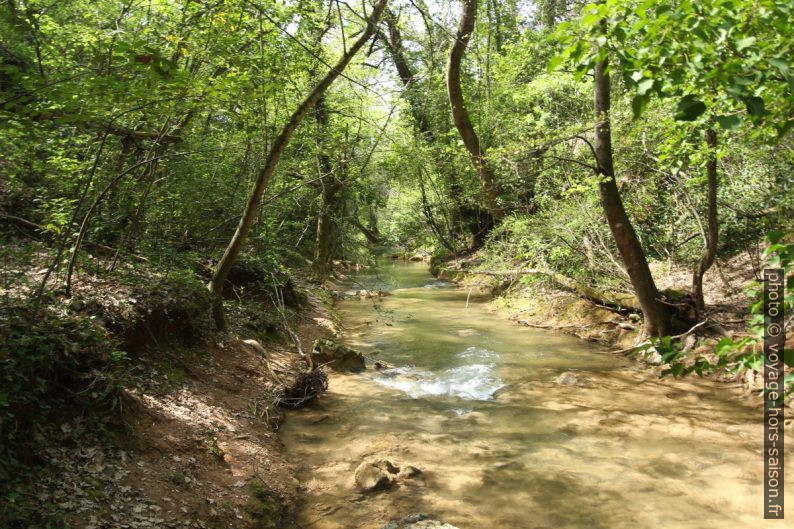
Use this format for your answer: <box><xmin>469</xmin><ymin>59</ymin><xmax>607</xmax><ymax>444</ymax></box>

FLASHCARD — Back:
<box><xmin>381</xmin><ymin>513</ymin><xmax>459</xmax><ymax>529</ymax></box>
<box><xmin>356</xmin><ymin>289</ymin><xmax>391</xmax><ymax>299</ymax></box>
<box><xmin>554</xmin><ymin>371</ymin><xmax>591</xmax><ymax>387</ymax></box>
<box><xmin>398</xmin><ymin>465</ymin><xmax>422</xmax><ymax>479</ymax></box>
<box><xmin>311</xmin><ymin>338</ymin><xmax>366</xmax><ymax>372</ymax></box>
<box><xmin>354</xmin><ymin>459</ymin><xmax>399</xmax><ymax>491</ymax></box>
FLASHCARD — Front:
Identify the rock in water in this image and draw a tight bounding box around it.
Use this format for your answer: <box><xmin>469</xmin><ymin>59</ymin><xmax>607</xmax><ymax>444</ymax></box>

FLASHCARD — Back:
<box><xmin>555</xmin><ymin>372</ymin><xmax>578</xmax><ymax>386</ymax></box>
<box><xmin>554</xmin><ymin>371</ymin><xmax>591</xmax><ymax>387</ymax></box>
<box><xmin>398</xmin><ymin>465</ymin><xmax>422</xmax><ymax>479</ymax></box>
<box><xmin>311</xmin><ymin>338</ymin><xmax>366</xmax><ymax>372</ymax></box>
<box><xmin>354</xmin><ymin>460</ymin><xmax>399</xmax><ymax>492</ymax></box>
<box><xmin>381</xmin><ymin>513</ymin><xmax>460</xmax><ymax>529</ymax></box>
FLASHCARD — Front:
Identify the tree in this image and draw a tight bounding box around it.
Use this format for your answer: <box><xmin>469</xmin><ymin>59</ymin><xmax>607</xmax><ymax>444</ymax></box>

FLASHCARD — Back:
<box><xmin>447</xmin><ymin>0</ymin><xmax>504</xmax><ymax>223</ymax></box>
<box><xmin>601</xmin><ymin>0</ymin><xmax>792</xmax><ymax>314</ymax></box>
<box><xmin>380</xmin><ymin>6</ymin><xmax>483</xmax><ymax>250</ymax></box>
<box><xmin>208</xmin><ymin>0</ymin><xmax>388</xmax><ymax>330</ymax></box>
<box><xmin>311</xmin><ymin>95</ymin><xmax>344</xmax><ymax>283</ymax></box>
<box><xmin>591</xmin><ymin>19</ymin><xmax>671</xmax><ymax>337</ymax></box>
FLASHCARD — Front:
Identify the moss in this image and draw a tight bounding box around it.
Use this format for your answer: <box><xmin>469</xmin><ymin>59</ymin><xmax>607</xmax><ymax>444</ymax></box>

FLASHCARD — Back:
<box><xmin>244</xmin><ymin>479</ymin><xmax>284</xmax><ymax>529</ymax></box>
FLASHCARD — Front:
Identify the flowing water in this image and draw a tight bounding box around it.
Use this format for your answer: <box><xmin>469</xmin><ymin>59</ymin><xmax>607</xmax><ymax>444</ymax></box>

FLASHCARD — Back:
<box><xmin>281</xmin><ymin>262</ymin><xmax>792</xmax><ymax>529</ymax></box>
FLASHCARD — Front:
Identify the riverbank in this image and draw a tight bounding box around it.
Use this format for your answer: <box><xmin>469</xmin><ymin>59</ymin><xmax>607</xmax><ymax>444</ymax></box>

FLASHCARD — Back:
<box><xmin>429</xmin><ymin>251</ymin><xmax>784</xmax><ymax>398</ymax></box>
<box><xmin>0</xmin><ymin>240</ymin><xmax>337</xmax><ymax>528</ymax></box>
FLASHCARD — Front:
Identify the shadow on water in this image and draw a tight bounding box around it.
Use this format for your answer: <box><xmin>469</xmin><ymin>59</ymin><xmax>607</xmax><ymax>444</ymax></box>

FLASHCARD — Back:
<box><xmin>282</xmin><ymin>262</ymin><xmax>791</xmax><ymax>529</ymax></box>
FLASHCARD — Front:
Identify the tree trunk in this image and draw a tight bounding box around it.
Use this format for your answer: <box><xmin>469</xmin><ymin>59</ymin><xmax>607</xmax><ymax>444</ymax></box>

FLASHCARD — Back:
<box><xmin>418</xmin><ymin>171</ymin><xmax>456</xmax><ymax>252</ymax></box>
<box><xmin>592</xmin><ymin>30</ymin><xmax>671</xmax><ymax>337</ymax></box>
<box><xmin>208</xmin><ymin>0</ymin><xmax>387</xmax><ymax>330</ymax></box>
<box><xmin>692</xmin><ymin>127</ymin><xmax>718</xmax><ymax>313</ymax></box>
<box><xmin>447</xmin><ymin>0</ymin><xmax>503</xmax><ymax>222</ymax></box>
<box><xmin>382</xmin><ymin>9</ymin><xmax>430</xmax><ymax>135</ymax></box>
<box><xmin>351</xmin><ymin>217</ymin><xmax>380</xmax><ymax>244</ymax></box>
<box><xmin>381</xmin><ymin>10</ymin><xmax>488</xmax><ymax>250</ymax></box>
<box><xmin>312</xmin><ymin>183</ymin><xmax>340</xmax><ymax>282</ymax></box>
<box><xmin>439</xmin><ymin>265</ymin><xmax>643</xmax><ymax>312</ymax></box>
<box><xmin>311</xmin><ymin>96</ymin><xmax>341</xmax><ymax>283</ymax></box>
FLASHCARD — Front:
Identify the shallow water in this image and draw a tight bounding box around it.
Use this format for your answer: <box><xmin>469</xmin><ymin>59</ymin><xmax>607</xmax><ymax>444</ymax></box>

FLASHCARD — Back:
<box><xmin>282</xmin><ymin>261</ymin><xmax>792</xmax><ymax>529</ymax></box>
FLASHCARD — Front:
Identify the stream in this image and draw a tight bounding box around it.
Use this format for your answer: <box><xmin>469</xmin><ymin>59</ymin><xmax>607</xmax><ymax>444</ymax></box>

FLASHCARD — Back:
<box><xmin>281</xmin><ymin>261</ymin><xmax>792</xmax><ymax>528</ymax></box>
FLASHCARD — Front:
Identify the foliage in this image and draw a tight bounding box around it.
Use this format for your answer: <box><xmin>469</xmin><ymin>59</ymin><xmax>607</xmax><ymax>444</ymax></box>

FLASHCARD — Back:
<box><xmin>553</xmin><ymin>0</ymin><xmax>792</xmax><ymax>132</ymax></box>
<box><xmin>0</xmin><ymin>300</ymin><xmax>127</xmax><ymax>480</ymax></box>
<box><xmin>648</xmin><ymin>233</ymin><xmax>794</xmax><ymax>396</ymax></box>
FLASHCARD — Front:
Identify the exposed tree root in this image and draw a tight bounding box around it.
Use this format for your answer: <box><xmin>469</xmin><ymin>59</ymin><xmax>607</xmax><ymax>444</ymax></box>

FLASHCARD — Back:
<box><xmin>278</xmin><ymin>368</ymin><xmax>328</xmax><ymax>409</ymax></box>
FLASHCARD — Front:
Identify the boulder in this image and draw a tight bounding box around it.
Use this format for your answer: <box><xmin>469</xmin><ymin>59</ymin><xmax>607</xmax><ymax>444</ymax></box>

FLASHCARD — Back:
<box><xmin>354</xmin><ymin>459</ymin><xmax>399</xmax><ymax>492</ymax></box>
<box><xmin>381</xmin><ymin>513</ymin><xmax>459</xmax><ymax>529</ymax></box>
<box><xmin>311</xmin><ymin>338</ymin><xmax>366</xmax><ymax>372</ymax></box>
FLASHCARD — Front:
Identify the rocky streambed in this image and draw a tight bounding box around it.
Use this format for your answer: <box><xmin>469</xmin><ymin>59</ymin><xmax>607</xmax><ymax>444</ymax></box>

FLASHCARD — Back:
<box><xmin>281</xmin><ymin>261</ymin><xmax>791</xmax><ymax>529</ymax></box>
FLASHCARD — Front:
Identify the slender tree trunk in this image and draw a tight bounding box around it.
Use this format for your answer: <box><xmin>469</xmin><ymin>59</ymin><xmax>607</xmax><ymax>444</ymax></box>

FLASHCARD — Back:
<box><xmin>447</xmin><ymin>0</ymin><xmax>503</xmax><ymax>222</ymax></box>
<box><xmin>312</xmin><ymin>183</ymin><xmax>340</xmax><ymax>282</ymax></box>
<box><xmin>351</xmin><ymin>216</ymin><xmax>380</xmax><ymax>244</ymax></box>
<box><xmin>382</xmin><ymin>9</ymin><xmax>429</xmax><ymax>135</ymax></box>
<box><xmin>208</xmin><ymin>0</ymin><xmax>387</xmax><ymax>330</ymax></box>
<box><xmin>311</xmin><ymin>96</ymin><xmax>341</xmax><ymax>283</ymax></box>
<box><xmin>418</xmin><ymin>171</ymin><xmax>455</xmax><ymax>252</ymax></box>
<box><xmin>367</xmin><ymin>204</ymin><xmax>379</xmax><ymax>240</ymax></box>
<box><xmin>592</xmin><ymin>31</ymin><xmax>670</xmax><ymax>337</ymax></box>
<box><xmin>692</xmin><ymin>127</ymin><xmax>718</xmax><ymax>313</ymax></box>
<box><xmin>381</xmin><ymin>9</ymin><xmax>485</xmax><ymax>250</ymax></box>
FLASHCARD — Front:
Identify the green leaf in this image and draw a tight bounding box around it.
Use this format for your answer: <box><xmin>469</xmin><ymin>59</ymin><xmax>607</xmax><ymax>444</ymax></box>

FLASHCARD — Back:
<box><xmin>715</xmin><ymin>338</ymin><xmax>735</xmax><ymax>356</ymax></box>
<box><xmin>716</xmin><ymin>114</ymin><xmax>742</xmax><ymax>129</ymax></box>
<box><xmin>674</xmin><ymin>95</ymin><xmax>707</xmax><ymax>121</ymax></box>
<box><xmin>736</xmin><ymin>37</ymin><xmax>755</xmax><ymax>51</ymax></box>
<box><xmin>784</xmin><ymin>349</ymin><xmax>794</xmax><ymax>368</ymax></box>
<box><xmin>744</xmin><ymin>96</ymin><xmax>765</xmax><ymax>117</ymax></box>
<box><xmin>547</xmin><ymin>55</ymin><xmax>564</xmax><ymax>72</ymax></box>
<box><xmin>766</xmin><ymin>230</ymin><xmax>785</xmax><ymax>244</ymax></box>
<box><xmin>613</xmin><ymin>25</ymin><xmax>626</xmax><ymax>43</ymax></box>
<box><xmin>636</xmin><ymin>78</ymin><xmax>655</xmax><ymax>95</ymax></box>
<box><xmin>769</xmin><ymin>58</ymin><xmax>790</xmax><ymax>77</ymax></box>
<box><xmin>632</xmin><ymin>93</ymin><xmax>650</xmax><ymax>118</ymax></box>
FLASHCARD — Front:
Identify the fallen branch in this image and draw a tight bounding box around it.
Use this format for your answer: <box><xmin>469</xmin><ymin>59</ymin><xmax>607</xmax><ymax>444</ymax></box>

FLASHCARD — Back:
<box><xmin>279</xmin><ymin>369</ymin><xmax>328</xmax><ymax>408</ymax></box>
<box><xmin>271</xmin><ymin>274</ymin><xmax>314</xmax><ymax>372</ymax></box>
<box><xmin>441</xmin><ymin>266</ymin><xmax>642</xmax><ymax>312</ymax></box>
<box><xmin>611</xmin><ymin>318</ymin><xmax>711</xmax><ymax>355</ymax></box>
<box><xmin>517</xmin><ymin>319</ymin><xmax>636</xmax><ymax>331</ymax></box>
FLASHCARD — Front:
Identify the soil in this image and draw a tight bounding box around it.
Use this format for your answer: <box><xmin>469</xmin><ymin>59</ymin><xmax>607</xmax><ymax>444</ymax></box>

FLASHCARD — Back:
<box><xmin>1</xmin><ymin>243</ymin><xmax>338</xmax><ymax>529</ymax></box>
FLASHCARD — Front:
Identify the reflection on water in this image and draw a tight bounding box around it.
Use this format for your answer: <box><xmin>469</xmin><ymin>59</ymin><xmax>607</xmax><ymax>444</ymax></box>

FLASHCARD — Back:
<box><xmin>282</xmin><ymin>261</ymin><xmax>792</xmax><ymax>529</ymax></box>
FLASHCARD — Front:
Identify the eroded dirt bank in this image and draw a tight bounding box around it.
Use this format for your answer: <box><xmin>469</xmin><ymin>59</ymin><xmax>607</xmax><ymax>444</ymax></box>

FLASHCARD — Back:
<box><xmin>1</xmin><ymin>251</ymin><xmax>336</xmax><ymax>529</ymax></box>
